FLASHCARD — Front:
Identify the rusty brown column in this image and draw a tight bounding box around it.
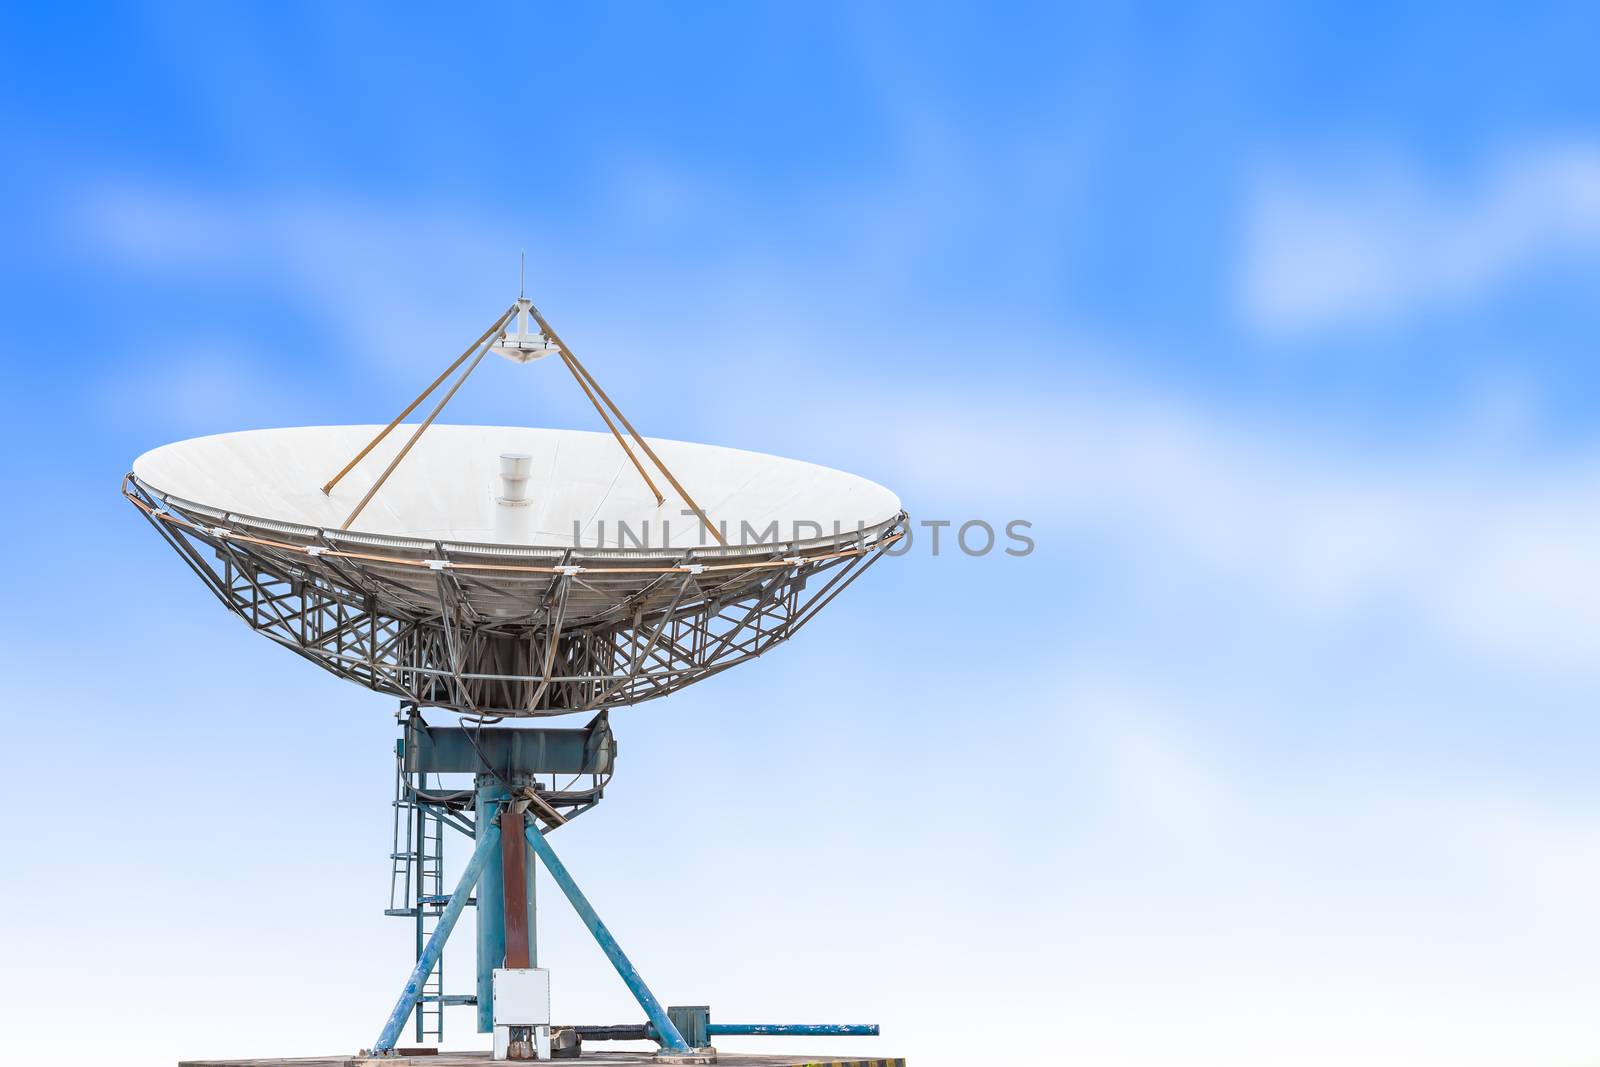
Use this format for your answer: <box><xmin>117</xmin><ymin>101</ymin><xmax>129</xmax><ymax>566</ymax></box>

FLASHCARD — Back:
<box><xmin>500</xmin><ymin>804</ymin><xmax>532</xmax><ymax>970</ymax></box>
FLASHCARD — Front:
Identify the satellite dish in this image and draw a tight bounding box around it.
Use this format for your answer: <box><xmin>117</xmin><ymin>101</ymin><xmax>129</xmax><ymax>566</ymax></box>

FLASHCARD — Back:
<box><xmin>124</xmin><ymin>287</ymin><xmax>909</xmax><ymax>1058</ymax></box>
<box><xmin>125</xmin><ymin>298</ymin><xmax>904</xmax><ymax>718</ymax></box>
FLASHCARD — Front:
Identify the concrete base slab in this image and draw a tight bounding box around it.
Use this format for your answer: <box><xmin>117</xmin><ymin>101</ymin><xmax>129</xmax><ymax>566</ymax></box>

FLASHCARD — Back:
<box><xmin>179</xmin><ymin>1054</ymin><xmax>903</xmax><ymax>1067</ymax></box>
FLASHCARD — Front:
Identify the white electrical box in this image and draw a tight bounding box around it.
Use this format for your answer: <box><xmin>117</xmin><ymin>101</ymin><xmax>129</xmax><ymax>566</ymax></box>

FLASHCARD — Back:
<box><xmin>492</xmin><ymin>967</ymin><xmax>551</xmax><ymax>1025</ymax></box>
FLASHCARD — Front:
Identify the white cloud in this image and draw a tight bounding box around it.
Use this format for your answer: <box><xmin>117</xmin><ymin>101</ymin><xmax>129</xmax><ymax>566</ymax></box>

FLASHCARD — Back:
<box><xmin>71</xmin><ymin>183</ymin><xmax>511</xmax><ymax>368</ymax></box>
<box><xmin>1071</xmin><ymin>685</ymin><xmax>1235</xmax><ymax>850</ymax></box>
<box><xmin>868</xmin><ymin>372</ymin><xmax>1600</xmax><ymax>673</ymax></box>
<box><xmin>1439</xmin><ymin>792</ymin><xmax>1600</xmax><ymax>913</ymax></box>
<box><xmin>1238</xmin><ymin>142</ymin><xmax>1600</xmax><ymax>335</ymax></box>
<box><xmin>89</xmin><ymin>339</ymin><xmax>303</xmax><ymax>434</ymax></box>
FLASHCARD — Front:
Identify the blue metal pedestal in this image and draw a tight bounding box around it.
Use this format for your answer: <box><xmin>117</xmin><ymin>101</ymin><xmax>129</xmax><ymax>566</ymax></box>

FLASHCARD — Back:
<box><xmin>373</xmin><ymin>718</ymin><xmax>878</xmax><ymax>1059</ymax></box>
<box><xmin>371</xmin><ymin>800</ymin><xmax>690</xmax><ymax>1056</ymax></box>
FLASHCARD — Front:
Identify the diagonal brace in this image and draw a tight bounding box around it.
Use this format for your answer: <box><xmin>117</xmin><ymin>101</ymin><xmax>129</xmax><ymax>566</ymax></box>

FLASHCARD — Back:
<box><xmin>526</xmin><ymin>302</ymin><xmax>726</xmax><ymax>547</ymax></box>
<box><xmin>523</xmin><ymin>821</ymin><xmax>693</xmax><ymax>1052</ymax></box>
<box><xmin>323</xmin><ymin>304</ymin><xmax>517</xmax><ymax>496</ymax></box>
<box><xmin>558</xmin><ymin>350</ymin><xmax>665</xmax><ymax>506</ymax></box>
<box><xmin>340</xmin><ymin>331</ymin><xmax>493</xmax><ymax>530</ymax></box>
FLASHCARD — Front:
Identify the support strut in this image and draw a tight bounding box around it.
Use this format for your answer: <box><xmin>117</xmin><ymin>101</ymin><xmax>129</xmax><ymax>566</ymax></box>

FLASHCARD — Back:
<box><xmin>523</xmin><ymin>822</ymin><xmax>694</xmax><ymax>1053</ymax></box>
<box><xmin>501</xmin><ymin>804</ymin><xmax>532</xmax><ymax>970</ymax></box>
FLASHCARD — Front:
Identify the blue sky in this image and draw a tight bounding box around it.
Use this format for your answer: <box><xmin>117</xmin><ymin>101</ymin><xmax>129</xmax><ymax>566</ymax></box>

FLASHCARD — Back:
<box><xmin>5</xmin><ymin>4</ymin><xmax>1600</xmax><ymax>1066</ymax></box>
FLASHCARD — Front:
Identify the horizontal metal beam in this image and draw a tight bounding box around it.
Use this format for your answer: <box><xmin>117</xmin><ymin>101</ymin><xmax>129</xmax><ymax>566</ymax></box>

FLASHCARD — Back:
<box><xmin>572</xmin><ymin>1024</ymin><xmax>650</xmax><ymax>1041</ymax></box>
<box><xmin>707</xmin><ymin>1024</ymin><xmax>880</xmax><ymax>1036</ymax></box>
<box><xmin>572</xmin><ymin>1022</ymin><xmax>880</xmax><ymax>1041</ymax></box>
<box><xmin>404</xmin><ymin>719</ymin><xmax>613</xmax><ymax>776</ymax></box>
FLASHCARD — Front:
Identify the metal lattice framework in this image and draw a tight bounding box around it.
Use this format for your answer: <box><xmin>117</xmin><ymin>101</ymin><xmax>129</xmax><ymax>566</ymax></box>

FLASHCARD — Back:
<box><xmin>126</xmin><ymin>474</ymin><xmax>905</xmax><ymax>718</ymax></box>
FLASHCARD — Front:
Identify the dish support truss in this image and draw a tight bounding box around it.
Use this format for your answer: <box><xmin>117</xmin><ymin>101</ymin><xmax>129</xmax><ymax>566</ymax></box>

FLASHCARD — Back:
<box><xmin>126</xmin><ymin>475</ymin><xmax>906</xmax><ymax>718</ymax></box>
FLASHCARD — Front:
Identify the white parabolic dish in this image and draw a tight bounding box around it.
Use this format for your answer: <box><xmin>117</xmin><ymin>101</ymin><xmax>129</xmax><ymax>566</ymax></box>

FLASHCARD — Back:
<box><xmin>133</xmin><ymin>424</ymin><xmax>902</xmax><ymax>550</ymax></box>
<box><xmin>126</xmin><ymin>424</ymin><xmax>906</xmax><ymax>717</ymax></box>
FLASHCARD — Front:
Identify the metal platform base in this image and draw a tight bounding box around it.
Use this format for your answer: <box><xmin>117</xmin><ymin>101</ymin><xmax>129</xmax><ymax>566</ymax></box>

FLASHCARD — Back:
<box><xmin>179</xmin><ymin>1055</ymin><xmax>903</xmax><ymax>1067</ymax></box>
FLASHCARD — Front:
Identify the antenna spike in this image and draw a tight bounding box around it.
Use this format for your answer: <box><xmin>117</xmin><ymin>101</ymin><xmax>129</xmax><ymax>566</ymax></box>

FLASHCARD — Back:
<box><xmin>519</xmin><ymin>249</ymin><xmax>526</xmax><ymax>299</ymax></box>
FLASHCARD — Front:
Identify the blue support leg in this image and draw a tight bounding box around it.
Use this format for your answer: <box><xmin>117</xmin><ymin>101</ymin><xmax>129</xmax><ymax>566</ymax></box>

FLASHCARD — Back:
<box><xmin>372</xmin><ymin>809</ymin><xmax>503</xmax><ymax>1054</ymax></box>
<box><xmin>523</xmin><ymin>822</ymin><xmax>693</xmax><ymax>1053</ymax></box>
<box><xmin>474</xmin><ymin>775</ymin><xmax>507</xmax><ymax>1034</ymax></box>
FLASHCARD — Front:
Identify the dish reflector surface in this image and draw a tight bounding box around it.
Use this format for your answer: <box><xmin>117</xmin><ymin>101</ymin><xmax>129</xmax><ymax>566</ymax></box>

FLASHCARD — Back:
<box><xmin>133</xmin><ymin>425</ymin><xmax>900</xmax><ymax>550</ymax></box>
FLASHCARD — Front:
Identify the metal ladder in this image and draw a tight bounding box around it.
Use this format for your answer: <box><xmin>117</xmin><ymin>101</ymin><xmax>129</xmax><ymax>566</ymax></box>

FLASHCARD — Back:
<box><xmin>415</xmin><ymin>793</ymin><xmax>446</xmax><ymax>1042</ymax></box>
<box><xmin>388</xmin><ymin>743</ymin><xmax>453</xmax><ymax>1043</ymax></box>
